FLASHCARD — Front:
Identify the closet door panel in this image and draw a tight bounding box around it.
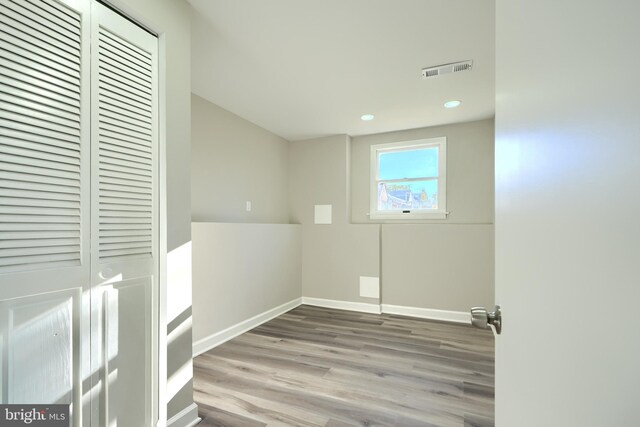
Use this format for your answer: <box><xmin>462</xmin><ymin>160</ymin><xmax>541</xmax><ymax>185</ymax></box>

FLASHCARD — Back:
<box><xmin>0</xmin><ymin>1</ymin><xmax>91</xmax><ymax>427</ymax></box>
<box><xmin>90</xmin><ymin>3</ymin><xmax>158</xmax><ymax>426</ymax></box>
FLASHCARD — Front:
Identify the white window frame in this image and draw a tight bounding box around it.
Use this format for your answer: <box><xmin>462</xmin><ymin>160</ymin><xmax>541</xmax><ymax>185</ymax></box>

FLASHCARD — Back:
<box><xmin>369</xmin><ymin>137</ymin><xmax>447</xmax><ymax>220</ymax></box>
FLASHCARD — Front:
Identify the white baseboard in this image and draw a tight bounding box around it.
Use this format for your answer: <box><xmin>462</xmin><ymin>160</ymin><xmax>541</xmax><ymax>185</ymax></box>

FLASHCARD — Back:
<box><xmin>381</xmin><ymin>304</ymin><xmax>471</xmax><ymax>324</ymax></box>
<box><xmin>192</xmin><ymin>297</ymin><xmax>302</xmax><ymax>357</ymax></box>
<box><xmin>167</xmin><ymin>403</ymin><xmax>200</xmax><ymax>427</ymax></box>
<box><xmin>302</xmin><ymin>297</ymin><xmax>382</xmax><ymax>314</ymax></box>
<box><xmin>193</xmin><ymin>298</ymin><xmax>470</xmax><ymax>358</ymax></box>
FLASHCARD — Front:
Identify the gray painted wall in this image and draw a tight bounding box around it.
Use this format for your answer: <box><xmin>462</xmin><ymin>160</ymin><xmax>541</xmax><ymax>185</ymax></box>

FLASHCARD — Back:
<box><xmin>289</xmin><ymin>121</ymin><xmax>494</xmax><ymax>312</ymax></box>
<box><xmin>289</xmin><ymin>136</ymin><xmax>381</xmax><ymax>304</ymax></box>
<box><xmin>111</xmin><ymin>0</ymin><xmax>195</xmax><ymax>421</ymax></box>
<box><xmin>352</xmin><ymin>120</ymin><xmax>495</xmax><ymax>311</ymax></box>
<box><xmin>192</xmin><ymin>223</ymin><xmax>301</xmax><ymax>343</ymax></box>
<box><xmin>382</xmin><ymin>224</ymin><xmax>494</xmax><ymax>311</ymax></box>
<box><xmin>191</xmin><ymin>94</ymin><xmax>290</xmax><ymax>223</ymax></box>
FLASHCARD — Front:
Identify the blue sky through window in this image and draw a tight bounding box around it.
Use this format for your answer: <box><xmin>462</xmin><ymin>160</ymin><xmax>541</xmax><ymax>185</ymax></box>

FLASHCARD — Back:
<box><xmin>379</xmin><ymin>147</ymin><xmax>438</xmax><ymax>180</ymax></box>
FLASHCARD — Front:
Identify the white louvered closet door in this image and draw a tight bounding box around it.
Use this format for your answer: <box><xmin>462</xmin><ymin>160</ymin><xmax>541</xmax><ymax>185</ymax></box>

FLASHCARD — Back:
<box><xmin>0</xmin><ymin>1</ymin><xmax>159</xmax><ymax>426</ymax></box>
<box><xmin>90</xmin><ymin>3</ymin><xmax>158</xmax><ymax>427</ymax></box>
<box><xmin>0</xmin><ymin>0</ymin><xmax>91</xmax><ymax>426</ymax></box>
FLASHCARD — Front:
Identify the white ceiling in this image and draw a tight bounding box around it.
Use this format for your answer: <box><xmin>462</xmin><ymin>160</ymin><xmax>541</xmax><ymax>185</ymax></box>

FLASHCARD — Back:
<box><xmin>188</xmin><ymin>0</ymin><xmax>495</xmax><ymax>142</ymax></box>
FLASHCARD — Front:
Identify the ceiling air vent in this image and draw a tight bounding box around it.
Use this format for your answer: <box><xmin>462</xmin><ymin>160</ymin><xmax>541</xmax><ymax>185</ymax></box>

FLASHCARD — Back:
<box><xmin>421</xmin><ymin>60</ymin><xmax>473</xmax><ymax>79</ymax></box>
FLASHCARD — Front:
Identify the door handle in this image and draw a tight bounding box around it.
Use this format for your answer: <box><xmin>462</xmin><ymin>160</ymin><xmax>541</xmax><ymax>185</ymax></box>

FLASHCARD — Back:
<box><xmin>470</xmin><ymin>305</ymin><xmax>502</xmax><ymax>334</ymax></box>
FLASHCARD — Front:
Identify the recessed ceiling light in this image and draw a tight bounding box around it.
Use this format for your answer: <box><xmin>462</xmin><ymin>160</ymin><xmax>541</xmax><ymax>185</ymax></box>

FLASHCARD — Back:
<box><xmin>360</xmin><ymin>114</ymin><xmax>375</xmax><ymax>121</ymax></box>
<box><xmin>444</xmin><ymin>100</ymin><xmax>461</xmax><ymax>109</ymax></box>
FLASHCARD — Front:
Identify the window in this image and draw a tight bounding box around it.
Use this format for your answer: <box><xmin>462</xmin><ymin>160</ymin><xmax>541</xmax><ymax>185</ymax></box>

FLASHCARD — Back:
<box><xmin>370</xmin><ymin>137</ymin><xmax>447</xmax><ymax>220</ymax></box>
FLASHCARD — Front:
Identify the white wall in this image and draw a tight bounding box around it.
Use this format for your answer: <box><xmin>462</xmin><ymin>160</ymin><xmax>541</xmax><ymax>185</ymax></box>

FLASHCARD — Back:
<box><xmin>191</xmin><ymin>94</ymin><xmax>290</xmax><ymax>223</ymax></box>
<box><xmin>495</xmin><ymin>0</ymin><xmax>640</xmax><ymax>425</ymax></box>
<box><xmin>191</xmin><ymin>223</ymin><xmax>302</xmax><ymax>348</ymax></box>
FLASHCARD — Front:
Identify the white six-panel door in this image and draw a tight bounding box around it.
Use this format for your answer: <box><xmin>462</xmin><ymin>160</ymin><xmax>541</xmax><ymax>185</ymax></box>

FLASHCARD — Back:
<box><xmin>0</xmin><ymin>1</ymin><xmax>158</xmax><ymax>425</ymax></box>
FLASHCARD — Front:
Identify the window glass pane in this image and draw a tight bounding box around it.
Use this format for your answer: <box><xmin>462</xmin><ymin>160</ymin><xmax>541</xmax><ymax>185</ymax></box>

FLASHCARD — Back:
<box><xmin>377</xmin><ymin>180</ymin><xmax>438</xmax><ymax>211</ymax></box>
<box><xmin>378</xmin><ymin>147</ymin><xmax>438</xmax><ymax>180</ymax></box>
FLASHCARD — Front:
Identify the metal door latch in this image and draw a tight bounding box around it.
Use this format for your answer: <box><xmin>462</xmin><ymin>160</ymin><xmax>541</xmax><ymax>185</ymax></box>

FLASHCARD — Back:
<box><xmin>470</xmin><ymin>305</ymin><xmax>502</xmax><ymax>334</ymax></box>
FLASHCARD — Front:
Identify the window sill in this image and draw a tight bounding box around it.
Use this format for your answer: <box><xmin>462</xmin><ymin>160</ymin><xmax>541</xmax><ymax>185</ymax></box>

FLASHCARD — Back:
<box><xmin>369</xmin><ymin>211</ymin><xmax>448</xmax><ymax>220</ymax></box>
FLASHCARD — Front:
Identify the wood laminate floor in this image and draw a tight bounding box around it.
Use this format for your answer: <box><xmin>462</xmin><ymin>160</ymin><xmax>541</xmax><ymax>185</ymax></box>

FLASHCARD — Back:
<box><xmin>193</xmin><ymin>305</ymin><xmax>494</xmax><ymax>427</ymax></box>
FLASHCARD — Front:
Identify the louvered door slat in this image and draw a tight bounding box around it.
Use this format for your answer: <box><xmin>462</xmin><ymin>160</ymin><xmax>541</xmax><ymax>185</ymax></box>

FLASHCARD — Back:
<box><xmin>99</xmin><ymin>183</ymin><xmax>150</xmax><ymax>195</ymax></box>
<box><xmin>0</xmin><ymin>137</ymin><xmax>80</xmax><ymax>159</ymax></box>
<box><xmin>99</xmin><ymin>28</ymin><xmax>150</xmax><ymax>63</ymax></box>
<box><xmin>98</xmin><ymin>59</ymin><xmax>151</xmax><ymax>95</ymax></box>
<box><xmin>100</xmin><ymin>234</ymin><xmax>150</xmax><ymax>244</ymax></box>
<box><xmin>100</xmin><ymin>210</ymin><xmax>151</xmax><ymax>218</ymax></box>
<box><xmin>0</xmin><ymin>77</ymin><xmax>79</xmax><ymax>111</ymax></box>
<box><xmin>7</xmin><ymin>0</ymin><xmax>79</xmax><ymax>37</ymax></box>
<box><xmin>0</xmin><ymin>90</ymin><xmax>80</xmax><ymax>123</ymax></box>
<box><xmin>99</xmin><ymin>37</ymin><xmax>151</xmax><ymax>73</ymax></box>
<box><xmin>26</xmin><ymin>0</ymin><xmax>80</xmax><ymax>29</ymax></box>
<box><xmin>0</xmin><ymin>171</ymin><xmax>78</xmax><ymax>187</ymax></box>
<box><xmin>99</xmin><ymin>224</ymin><xmax>151</xmax><ymax>231</ymax></box>
<box><xmin>0</xmin><ymin>2</ymin><xmax>80</xmax><ymax>51</ymax></box>
<box><xmin>0</xmin><ymin>229</ymin><xmax>79</xmax><ymax>240</ymax></box>
<box><xmin>99</xmin><ymin>229</ymin><xmax>150</xmax><ymax>238</ymax></box>
<box><xmin>0</xmin><ymin>179</ymin><xmax>79</xmax><ymax>196</ymax></box>
<box><xmin>0</xmin><ymin>194</ymin><xmax>79</xmax><ymax>207</ymax></box>
<box><xmin>0</xmin><ymin>244</ymin><xmax>80</xmax><ymax>258</ymax></box>
<box><xmin>0</xmin><ymin>44</ymin><xmax>80</xmax><ymax>88</ymax></box>
<box><xmin>0</xmin><ymin>237</ymin><xmax>78</xmax><ymax>249</ymax></box>
<box><xmin>1</xmin><ymin>222</ymin><xmax>79</xmax><ymax>232</ymax></box>
<box><xmin>0</xmin><ymin>188</ymin><xmax>79</xmax><ymax>203</ymax></box>
<box><xmin>0</xmin><ymin>252</ymin><xmax>79</xmax><ymax>269</ymax></box>
<box><xmin>0</xmin><ymin>0</ymin><xmax>82</xmax><ymax>274</ymax></box>
<box><xmin>1</xmin><ymin>153</ymin><xmax>80</xmax><ymax>174</ymax></box>
<box><xmin>96</xmin><ymin>27</ymin><xmax>155</xmax><ymax>262</ymax></box>
<box><xmin>99</xmin><ymin>205</ymin><xmax>151</xmax><ymax>214</ymax></box>
<box><xmin>99</xmin><ymin>90</ymin><xmax>151</xmax><ymax>119</ymax></box>
<box><xmin>0</xmin><ymin>110</ymin><xmax>80</xmax><ymax>139</ymax></box>
<box><xmin>0</xmin><ymin>20</ymin><xmax>80</xmax><ymax>68</ymax></box>
<box><xmin>98</xmin><ymin>75</ymin><xmax>151</xmax><ymax>108</ymax></box>
<box><xmin>99</xmin><ymin>162</ymin><xmax>151</xmax><ymax>179</ymax></box>
<box><xmin>99</xmin><ymin>171</ymin><xmax>150</xmax><ymax>186</ymax></box>
<box><xmin>0</xmin><ymin>128</ymin><xmax>81</xmax><ymax>152</ymax></box>
<box><xmin>0</xmin><ymin>9</ymin><xmax>79</xmax><ymax>58</ymax></box>
<box><xmin>99</xmin><ymin>103</ymin><xmax>151</xmax><ymax>131</ymax></box>
<box><xmin>99</xmin><ymin>127</ymin><xmax>151</xmax><ymax>149</ymax></box>
<box><xmin>0</xmin><ymin>71</ymin><xmax>79</xmax><ymax>110</ymax></box>
<box><xmin>0</xmin><ymin>32</ymin><xmax>79</xmax><ymax>75</ymax></box>
<box><xmin>99</xmin><ymin>176</ymin><xmax>150</xmax><ymax>191</ymax></box>
<box><xmin>98</xmin><ymin>44</ymin><xmax>151</xmax><ymax>84</ymax></box>
<box><xmin>0</xmin><ymin>213</ymin><xmax>78</xmax><ymax>223</ymax></box>
<box><xmin>99</xmin><ymin>113</ymin><xmax>151</xmax><ymax>138</ymax></box>
<box><xmin>100</xmin><ymin>148</ymin><xmax>151</xmax><ymax>168</ymax></box>
<box><xmin>99</xmin><ymin>141</ymin><xmax>151</xmax><ymax>161</ymax></box>
<box><xmin>0</xmin><ymin>204</ymin><xmax>79</xmax><ymax>216</ymax></box>
<box><xmin>99</xmin><ymin>247</ymin><xmax>150</xmax><ymax>259</ymax></box>
<box><xmin>1</xmin><ymin>161</ymin><xmax>80</xmax><ymax>181</ymax></box>
<box><xmin>0</xmin><ymin>118</ymin><xmax>80</xmax><ymax>145</ymax></box>
<box><xmin>0</xmin><ymin>143</ymin><xmax>80</xmax><ymax>166</ymax></box>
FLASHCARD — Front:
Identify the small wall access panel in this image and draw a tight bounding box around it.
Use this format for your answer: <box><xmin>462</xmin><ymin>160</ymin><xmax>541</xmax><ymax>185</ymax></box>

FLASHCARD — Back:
<box><xmin>360</xmin><ymin>276</ymin><xmax>380</xmax><ymax>299</ymax></box>
<box><xmin>314</xmin><ymin>205</ymin><xmax>332</xmax><ymax>224</ymax></box>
